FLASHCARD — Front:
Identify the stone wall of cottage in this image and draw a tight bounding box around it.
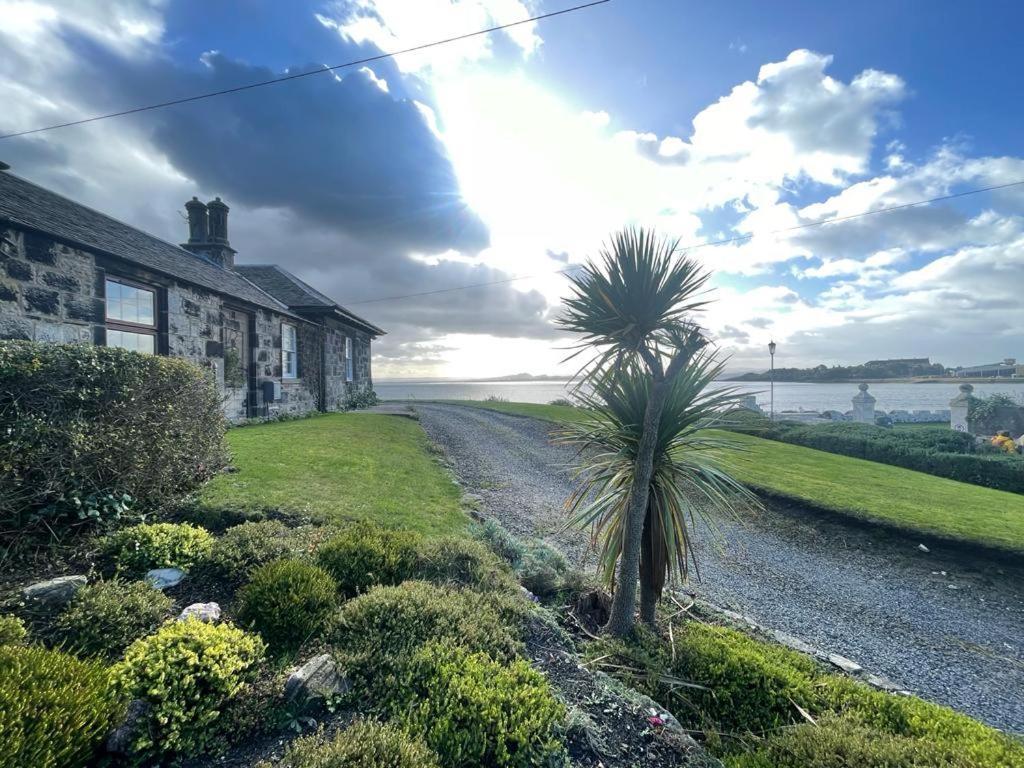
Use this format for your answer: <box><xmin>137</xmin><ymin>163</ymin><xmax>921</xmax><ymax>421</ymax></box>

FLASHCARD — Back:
<box><xmin>0</xmin><ymin>227</ymin><xmax>104</xmax><ymax>344</ymax></box>
<box><xmin>322</xmin><ymin>317</ymin><xmax>373</xmax><ymax>410</ymax></box>
<box><xmin>0</xmin><ymin>224</ymin><xmax>319</xmax><ymax>422</ymax></box>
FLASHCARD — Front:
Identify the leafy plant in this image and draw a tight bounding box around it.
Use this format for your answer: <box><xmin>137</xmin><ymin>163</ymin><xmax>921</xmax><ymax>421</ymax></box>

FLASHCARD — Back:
<box><xmin>342</xmin><ymin>388</ymin><xmax>379</xmax><ymax>410</ymax></box>
<box><xmin>389</xmin><ymin>642</ymin><xmax>566</xmax><ymax>768</ymax></box>
<box><xmin>112</xmin><ymin>618</ymin><xmax>265</xmax><ymax>762</ymax></box>
<box><xmin>0</xmin><ymin>341</ymin><xmax>227</xmax><ymax>541</ymax></box>
<box><xmin>559</xmin><ymin>358</ymin><xmax>758</xmax><ymax>626</ymax></box>
<box><xmin>205</xmin><ymin>520</ymin><xmax>296</xmax><ymax>582</ymax></box>
<box><xmin>264</xmin><ymin>720</ymin><xmax>440</xmax><ymax>768</ymax></box>
<box><xmin>56</xmin><ymin>578</ymin><xmax>173</xmax><ymax>659</ymax></box>
<box><xmin>518</xmin><ymin>541</ymin><xmax>571</xmax><ymax>598</ymax></box>
<box><xmin>0</xmin><ymin>615</ymin><xmax>27</xmax><ymax>646</ymax></box>
<box><xmin>316</xmin><ymin>522</ymin><xmax>421</xmax><ymax>597</ymax></box>
<box><xmin>102</xmin><ymin>522</ymin><xmax>214</xmax><ymax>575</ymax></box>
<box><xmin>222</xmin><ymin>346</ymin><xmax>246</xmax><ymax>389</ymax></box>
<box><xmin>969</xmin><ymin>392</ymin><xmax>1019</xmax><ymax>423</ymax></box>
<box><xmin>471</xmin><ymin>517</ymin><xmax>526</xmax><ymax>566</ymax></box>
<box><xmin>557</xmin><ymin>227</ymin><xmax>718</xmax><ymax>636</ymax></box>
<box><xmin>331</xmin><ymin>581</ymin><xmax>526</xmax><ymax>702</ymax></box>
<box><xmin>0</xmin><ymin>644</ymin><xmax>123</xmax><ymax>768</ymax></box>
<box><xmin>236</xmin><ymin>559</ymin><xmax>338</xmax><ymax>652</ymax></box>
<box><xmin>414</xmin><ymin>535</ymin><xmax>519</xmax><ymax>592</ymax></box>
<box><xmin>549</xmin><ymin>398</ymin><xmax>575</xmax><ymax>407</ymax></box>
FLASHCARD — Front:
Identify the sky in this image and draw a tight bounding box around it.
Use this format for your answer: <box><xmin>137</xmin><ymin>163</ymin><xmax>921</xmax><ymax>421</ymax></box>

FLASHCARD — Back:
<box><xmin>1</xmin><ymin>0</ymin><xmax>1022</xmax><ymax>378</ymax></box>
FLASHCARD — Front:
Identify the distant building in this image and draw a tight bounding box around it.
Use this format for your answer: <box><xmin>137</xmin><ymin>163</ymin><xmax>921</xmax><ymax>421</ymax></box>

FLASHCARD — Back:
<box><xmin>954</xmin><ymin>358</ymin><xmax>1023</xmax><ymax>378</ymax></box>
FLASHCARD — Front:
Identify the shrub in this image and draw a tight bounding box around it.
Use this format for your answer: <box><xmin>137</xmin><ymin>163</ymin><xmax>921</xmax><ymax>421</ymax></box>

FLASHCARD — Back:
<box><xmin>342</xmin><ymin>388</ymin><xmax>379</xmax><ymax>410</ymax></box>
<box><xmin>112</xmin><ymin>618</ymin><xmax>265</xmax><ymax>761</ymax></box>
<box><xmin>414</xmin><ymin>535</ymin><xmax>519</xmax><ymax>592</ymax></box>
<box><xmin>471</xmin><ymin>517</ymin><xmax>525</xmax><ymax>566</ymax></box>
<box><xmin>0</xmin><ymin>644</ymin><xmax>122</xmax><ymax>768</ymax></box>
<box><xmin>391</xmin><ymin>642</ymin><xmax>566</xmax><ymax>768</ymax></box>
<box><xmin>518</xmin><ymin>541</ymin><xmax>571</xmax><ymax>598</ymax></box>
<box><xmin>56</xmin><ymin>578</ymin><xmax>173</xmax><ymax>659</ymax></box>
<box><xmin>0</xmin><ymin>615</ymin><xmax>27</xmax><ymax>646</ymax></box>
<box><xmin>206</xmin><ymin>520</ymin><xmax>295</xmax><ymax>582</ymax></box>
<box><xmin>316</xmin><ymin>522</ymin><xmax>421</xmax><ymax>597</ymax></box>
<box><xmin>0</xmin><ymin>341</ymin><xmax>227</xmax><ymax>538</ymax></box>
<box><xmin>236</xmin><ymin>559</ymin><xmax>337</xmax><ymax>652</ymax></box>
<box><xmin>548</xmin><ymin>398</ymin><xmax>575</xmax><ymax>407</ymax></box>
<box><xmin>102</xmin><ymin>521</ymin><xmax>214</xmax><ymax>575</ymax></box>
<box><xmin>266</xmin><ymin>720</ymin><xmax>440</xmax><ymax>768</ymax></box>
<box><xmin>331</xmin><ymin>581</ymin><xmax>526</xmax><ymax>701</ymax></box>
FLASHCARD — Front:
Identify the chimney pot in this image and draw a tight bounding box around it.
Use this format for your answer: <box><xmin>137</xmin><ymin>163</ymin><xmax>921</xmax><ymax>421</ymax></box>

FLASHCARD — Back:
<box><xmin>207</xmin><ymin>198</ymin><xmax>229</xmax><ymax>244</ymax></box>
<box><xmin>184</xmin><ymin>198</ymin><xmax>208</xmax><ymax>244</ymax></box>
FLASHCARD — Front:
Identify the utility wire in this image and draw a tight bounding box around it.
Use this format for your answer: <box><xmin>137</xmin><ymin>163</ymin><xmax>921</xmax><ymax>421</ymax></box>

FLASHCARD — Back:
<box><xmin>346</xmin><ymin>178</ymin><xmax>1024</xmax><ymax>305</ymax></box>
<box><xmin>0</xmin><ymin>0</ymin><xmax>611</xmax><ymax>140</ymax></box>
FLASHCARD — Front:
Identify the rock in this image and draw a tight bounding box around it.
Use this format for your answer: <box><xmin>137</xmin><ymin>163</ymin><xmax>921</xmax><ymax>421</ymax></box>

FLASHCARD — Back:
<box><xmin>106</xmin><ymin>699</ymin><xmax>151</xmax><ymax>755</ymax></box>
<box><xmin>828</xmin><ymin>653</ymin><xmax>863</xmax><ymax>674</ymax></box>
<box><xmin>177</xmin><ymin>602</ymin><xmax>220</xmax><ymax>622</ymax></box>
<box><xmin>22</xmin><ymin>575</ymin><xmax>87</xmax><ymax>607</ymax></box>
<box><xmin>917</xmin><ymin>543</ymin><xmax>930</xmax><ymax>553</ymax></box>
<box><xmin>144</xmin><ymin>568</ymin><xmax>185</xmax><ymax>590</ymax></box>
<box><xmin>284</xmin><ymin>654</ymin><xmax>350</xmax><ymax>708</ymax></box>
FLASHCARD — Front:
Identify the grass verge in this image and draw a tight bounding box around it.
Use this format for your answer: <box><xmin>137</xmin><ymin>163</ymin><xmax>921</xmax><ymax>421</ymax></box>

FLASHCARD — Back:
<box><xmin>430</xmin><ymin>400</ymin><xmax>1024</xmax><ymax>552</ymax></box>
<box><xmin>200</xmin><ymin>413</ymin><xmax>467</xmax><ymax>537</ymax></box>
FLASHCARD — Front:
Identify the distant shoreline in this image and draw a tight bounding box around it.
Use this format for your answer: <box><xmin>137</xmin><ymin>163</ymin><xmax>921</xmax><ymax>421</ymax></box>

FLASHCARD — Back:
<box><xmin>723</xmin><ymin>377</ymin><xmax>1024</xmax><ymax>385</ymax></box>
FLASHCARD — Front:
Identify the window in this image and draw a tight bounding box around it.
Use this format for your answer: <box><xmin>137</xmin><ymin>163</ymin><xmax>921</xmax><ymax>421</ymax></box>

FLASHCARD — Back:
<box><xmin>345</xmin><ymin>336</ymin><xmax>354</xmax><ymax>382</ymax></box>
<box><xmin>105</xmin><ymin>278</ymin><xmax>156</xmax><ymax>354</ymax></box>
<box><xmin>282</xmin><ymin>323</ymin><xmax>297</xmax><ymax>379</ymax></box>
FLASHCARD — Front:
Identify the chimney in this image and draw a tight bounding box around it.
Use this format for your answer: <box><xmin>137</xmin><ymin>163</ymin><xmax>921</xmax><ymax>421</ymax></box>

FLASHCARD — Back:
<box><xmin>181</xmin><ymin>196</ymin><xmax>236</xmax><ymax>270</ymax></box>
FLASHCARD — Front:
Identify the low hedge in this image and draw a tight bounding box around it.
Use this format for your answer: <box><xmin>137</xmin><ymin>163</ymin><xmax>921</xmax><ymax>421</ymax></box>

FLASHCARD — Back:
<box><xmin>0</xmin><ymin>644</ymin><xmax>123</xmax><ymax>768</ymax></box>
<box><xmin>56</xmin><ymin>578</ymin><xmax>173</xmax><ymax>659</ymax></box>
<box><xmin>316</xmin><ymin>522</ymin><xmax>421</xmax><ymax>597</ymax></box>
<box><xmin>102</xmin><ymin>522</ymin><xmax>214</xmax><ymax>576</ymax></box>
<box><xmin>0</xmin><ymin>341</ymin><xmax>227</xmax><ymax>538</ymax></box>
<box><xmin>732</xmin><ymin>419</ymin><xmax>1024</xmax><ymax>493</ymax></box>
<box><xmin>266</xmin><ymin>721</ymin><xmax>440</xmax><ymax>768</ymax></box>
<box><xmin>236</xmin><ymin>559</ymin><xmax>338</xmax><ymax>652</ymax></box>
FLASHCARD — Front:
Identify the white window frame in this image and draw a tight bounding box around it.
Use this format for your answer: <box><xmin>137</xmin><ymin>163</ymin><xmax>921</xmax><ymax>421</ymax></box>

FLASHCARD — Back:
<box><xmin>345</xmin><ymin>336</ymin><xmax>354</xmax><ymax>382</ymax></box>
<box><xmin>282</xmin><ymin>323</ymin><xmax>298</xmax><ymax>379</ymax></box>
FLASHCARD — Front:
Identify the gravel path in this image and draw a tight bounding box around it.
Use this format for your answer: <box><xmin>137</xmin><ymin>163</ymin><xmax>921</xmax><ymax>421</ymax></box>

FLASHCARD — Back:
<box><xmin>414</xmin><ymin>402</ymin><xmax>1024</xmax><ymax>735</ymax></box>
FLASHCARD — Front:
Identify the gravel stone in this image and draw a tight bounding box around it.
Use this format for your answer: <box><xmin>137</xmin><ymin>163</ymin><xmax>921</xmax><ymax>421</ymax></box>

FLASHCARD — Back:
<box><xmin>414</xmin><ymin>402</ymin><xmax>1024</xmax><ymax>734</ymax></box>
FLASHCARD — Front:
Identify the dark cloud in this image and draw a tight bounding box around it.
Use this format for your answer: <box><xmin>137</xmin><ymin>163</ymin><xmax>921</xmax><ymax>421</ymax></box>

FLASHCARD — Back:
<box><xmin>72</xmin><ymin>44</ymin><xmax>488</xmax><ymax>255</ymax></box>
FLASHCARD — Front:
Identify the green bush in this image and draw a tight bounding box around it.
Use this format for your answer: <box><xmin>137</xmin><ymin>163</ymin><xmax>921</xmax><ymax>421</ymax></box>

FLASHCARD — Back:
<box><xmin>342</xmin><ymin>388</ymin><xmax>379</xmax><ymax>410</ymax></box>
<box><xmin>0</xmin><ymin>341</ymin><xmax>227</xmax><ymax>538</ymax></box>
<box><xmin>56</xmin><ymin>578</ymin><xmax>173</xmax><ymax>659</ymax></box>
<box><xmin>112</xmin><ymin>618</ymin><xmax>265</xmax><ymax>762</ymax></box>
<box><xmin>414</xmin><ymin>535</ymin><xmax>519</xmax><ymax>592</ymax></box>
<box><xmin>316</xmin><ymin>522</ymin><xmax>421</xmax><ymax>597</ymax></box>
<box><xmin>471</xmin><ymin>517</ymin><xmax>525</xmax><ymax>565</ymax></box>
<box><xmin>266</xmin><ymin>720</ymin><xmax>440</xmax><ymax>768</ymax></box>
<box><xmin>391</xmin><ymin>642</ymin><xmax>566</xmax><ymax>768</ymax></box>
<box><xmin>331</xmin><ymin>581</ymin><xmax>526</xmax><ymax>701</ymax></box>
<box><xmin>518</xmin><ymin>542</ymin><xmax>571</xmax><ymax>598</ymax></box>
<box><xmin>0</xmin><ymin>615</ymin><xmax>27</xmax><ymax>646</ymax></box>
<box><xmin>206</xmin><ymin>520</ymin><xmax>295</xmax><ymax>582</ymax></box>
<box><xmin>102</xmin><ymin>521</ymin><xmax>214</xmax><ymax>575</ymax></box>
<box><xmin>236</xmin><ymin>559</ymin><xmax>337</xmax><ymax>652</ymax></box>
<box><xmin>0</xmin><ymin>644</ymin><xmax>122</xmax><ymax>768</ymax></box>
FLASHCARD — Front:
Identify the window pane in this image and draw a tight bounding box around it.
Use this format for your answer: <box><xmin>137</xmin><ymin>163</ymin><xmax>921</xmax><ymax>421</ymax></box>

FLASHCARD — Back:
<box><xmin>107</xmin><ymin>329</ymin><xmax>154</xmax><ymax>354</ymax></box>
<box><xmin>106</xmin><ymin>279</ymin><xmax>155</xmax><ymax>326</ymax></box>
<box><xmin>282</xmin><ymin>324</ymin><xmax>297</xmax><ymax>378</ymax></box>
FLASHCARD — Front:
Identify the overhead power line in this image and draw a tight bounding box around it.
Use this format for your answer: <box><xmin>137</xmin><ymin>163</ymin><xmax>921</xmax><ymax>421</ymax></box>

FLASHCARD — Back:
<box><xmin>0</xmin><ymin>0</ymin><xmax>611</xmax><ymax>140</ymax></box>
<box><xmin>346</xmin><ymin>178</ymin><xmax>1024</xmax><ymax>305</ymax></box>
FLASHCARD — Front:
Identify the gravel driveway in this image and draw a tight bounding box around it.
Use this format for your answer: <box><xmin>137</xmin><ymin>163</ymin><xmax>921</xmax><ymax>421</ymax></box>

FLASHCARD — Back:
<box><xmin>413</xmin><ymin>402</ymin><xmax>1024</xmax><ymax>735</ymax></box>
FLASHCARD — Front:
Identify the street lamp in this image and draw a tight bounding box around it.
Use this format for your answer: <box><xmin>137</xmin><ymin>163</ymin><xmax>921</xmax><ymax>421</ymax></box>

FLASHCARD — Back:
<box><xmin>768</xmin><ymin>340</ymin><xmax>777</xmax><ymax>421</ymax></box>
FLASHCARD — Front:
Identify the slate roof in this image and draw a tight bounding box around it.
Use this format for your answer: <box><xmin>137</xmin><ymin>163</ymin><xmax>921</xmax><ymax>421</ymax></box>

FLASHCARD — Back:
<box><xmin>236</xmin><ymin>264</ymin><xmax>385</xmax><ymax>336</ymax></box>
<box><xmin>0</xmin><ymin>170</ymin><xmax>297</xmax><ymax>317</ymax></box>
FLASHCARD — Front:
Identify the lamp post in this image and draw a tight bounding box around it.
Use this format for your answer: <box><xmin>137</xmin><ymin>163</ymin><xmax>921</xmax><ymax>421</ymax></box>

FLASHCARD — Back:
<box><xmin>768</xmin><ymin>340</ymin><xmax>777</xmax><ymax>421</ymax></box>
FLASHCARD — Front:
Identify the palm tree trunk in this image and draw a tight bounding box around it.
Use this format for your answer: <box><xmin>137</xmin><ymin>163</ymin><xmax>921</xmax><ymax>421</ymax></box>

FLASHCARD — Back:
<box><xmin>604</xmin><ymin>377</ymin><xmax>670</xmax><ymax>637</ymax></box>
<box><xmin>639</xmin><ymin>504</ymin><xmax>667</xmax><ymax>626</ymax></box>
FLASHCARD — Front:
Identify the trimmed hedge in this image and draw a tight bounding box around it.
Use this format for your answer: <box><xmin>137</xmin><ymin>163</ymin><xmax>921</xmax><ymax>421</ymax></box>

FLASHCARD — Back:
<box><xmin>733</xmin><ymin>419</ymin><xmax>1024</xmax><ymax>493</ymax></box>
<box><xmin>0</xmin><ymin>644</ymin><xmax>123</xmax><ymax>768</ymax></box>
<box><xmin>0</xmin><ymin>341</ymin><xmax>227</xmax><ymax>537</ymax></box>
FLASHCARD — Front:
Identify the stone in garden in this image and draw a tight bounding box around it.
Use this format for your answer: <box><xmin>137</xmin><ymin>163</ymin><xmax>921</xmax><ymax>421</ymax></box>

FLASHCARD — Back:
<box><xmin>177</xmin><ymin>602</ymin><xmax>220</xmax><ymax>622</ymax></box>
<box><xmin>106</xmin><ymin>699</ymin><xmax>151</xmax><ymax>755</ymax></box>
<box><xmin>22</xmin><ymin>575</ymin><xmax>87</xmax><ymax>607</ymax></box>
<box><xmin>917</xmin><ymin>543</ymin><xmax>930</xmax><ymax>553</ymax></box>
<box><xmin>284</xmin><ymin>653</ymin><xmax>350</xmax><ymax>708</ymax></box>
<box><xmin>827</xmin><ymin>653</ymin><xmax>863</xmax><ymax>674</ymax></box>
<box><xmin>144</xmin><ymin>568</ymin><xmax>185</xmax><ymax>590</ymax></box>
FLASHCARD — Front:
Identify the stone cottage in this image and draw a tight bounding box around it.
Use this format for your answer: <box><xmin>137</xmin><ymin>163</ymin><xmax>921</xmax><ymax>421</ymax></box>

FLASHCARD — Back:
<box><xmin>0</xmin><ymin>165</ymin><xmax>384</xmax><ymax>421</ymax></box>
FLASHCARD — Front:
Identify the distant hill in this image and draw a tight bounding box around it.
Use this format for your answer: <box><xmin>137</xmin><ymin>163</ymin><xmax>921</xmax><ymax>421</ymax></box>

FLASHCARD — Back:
<box><xmin>727</xmin><ymin>358</ymin><xmax>946</xmax><ymax>382</ymax></box>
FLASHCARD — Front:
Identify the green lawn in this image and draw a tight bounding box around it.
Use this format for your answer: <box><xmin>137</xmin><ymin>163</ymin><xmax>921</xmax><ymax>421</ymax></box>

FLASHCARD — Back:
<box><xmin>200</xmin><ymin>413</ymin><xmax>468</xmax><ymax>537</ymax></box>
<box><xmin>435</xmin><ymin>400</ymin><xmax>1024</xmax><ymax>552</ymax></box>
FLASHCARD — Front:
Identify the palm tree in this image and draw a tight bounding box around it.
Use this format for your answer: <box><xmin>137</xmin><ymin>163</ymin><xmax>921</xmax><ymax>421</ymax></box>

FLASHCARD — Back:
<box><xmin>559</xmin><ymin>356</ymin><xmax>759</xmax><ymax>625</ymax></box>
<box><xmin>558</xmin><ymin>226</ymin><xmax>746</xmax><ymax>636</ymax></box>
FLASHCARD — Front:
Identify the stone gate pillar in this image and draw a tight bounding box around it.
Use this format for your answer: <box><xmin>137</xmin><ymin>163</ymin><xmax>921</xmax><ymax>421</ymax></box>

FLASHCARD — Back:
<box><xmin>851</xmin><ymin>383</ymin><xmax>876</xmax><ymax>424</ymax></box>
<box><xmin>949</xmin><ymin>383</ymin><xmax>975</xmax><ymax>434</ymax></box>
